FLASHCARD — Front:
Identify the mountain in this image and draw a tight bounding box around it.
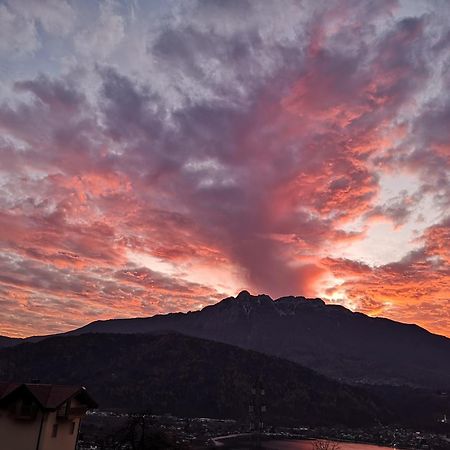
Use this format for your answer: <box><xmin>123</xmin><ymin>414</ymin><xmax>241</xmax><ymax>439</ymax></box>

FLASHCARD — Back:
<box><xmin>0</xmin><ymin>333</ymin><xmax>384</xmax><ymax>427</ymax></box>
<box><xmin>63</xmin><ymin>291</ymin><xmax>450</xmax><ymax>388</ymax></box>
<box><xmin>1</xmin><ymin>333</ymin><xmax>446</xmax><ymax>430</ymax></box>
<box><xmin>0</xmin><ymin>336</ymin><xmax>22</xmax><ymax>349</ymax></box>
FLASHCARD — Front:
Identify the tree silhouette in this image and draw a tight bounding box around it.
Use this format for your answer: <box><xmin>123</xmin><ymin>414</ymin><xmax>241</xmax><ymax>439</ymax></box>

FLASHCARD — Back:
<box><xmin>99</xmin><ymin>412</ymin><xmax>188</xmax><ymax>450</ymax></box>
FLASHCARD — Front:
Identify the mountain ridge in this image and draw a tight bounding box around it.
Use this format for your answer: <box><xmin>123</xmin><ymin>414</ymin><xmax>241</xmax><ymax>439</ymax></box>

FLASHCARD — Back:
<box><xmin>0</xmin><ymin>332</ymin><xmax>384</xmax><ymax>426</ymax></box>
<box><xmin>3</xmin><ymin>291</ymin><xmax>449</xmax><ymax>388</ymax></box>
<box><xmin>67</xmin><ymin>291</ymin><xmax>439</xmax><ymax>338</ymax></box>
<box><xmin>0</xmin><ymin>332</ymin><xmax>447</xmax><ymax>430</ymax></box>
<box><xmin>0</xmin><ymin>336</ymin><xmax>23</xmax><ymax>348</ymax></box>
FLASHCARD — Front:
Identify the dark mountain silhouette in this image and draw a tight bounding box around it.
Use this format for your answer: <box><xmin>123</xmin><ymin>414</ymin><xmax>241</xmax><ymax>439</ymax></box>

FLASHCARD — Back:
<box><xmin>0</xmin><ymin>333</ymin><xmax>446</xmax><ymax>430</ymax></box>
<box><xmin>0</xmin><ymin>333</ymin><xmax>382</xmax><ymax>426</ymax></box>
<box><xmin>62</xmin><ymin>291</ymin><xmax>450</xmax><ymax>388</ymax></box>
<box><xmin>0</xmin><ymin>336</ymin><xmax>22</xmax><ymax>349</ymax></box>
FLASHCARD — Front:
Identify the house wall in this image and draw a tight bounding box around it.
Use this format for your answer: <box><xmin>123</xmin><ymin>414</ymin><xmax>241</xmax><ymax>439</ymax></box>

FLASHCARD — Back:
<box><xmin>0</xmin><ymin>398</ymin><xmax>84</xmax><ymax>450</ymax></box>
<box><xmin>38</xmin><ymin>411</ymin><xmax>80</xmax><ymax>450</ymax></box>
<box><xmin>0</xmin><ymin>408</ymin><xmax>44</xmax><ymax>450</ymax></box>
<box><xmin>38</xmin><ymin>398</ymin><xmax>82</xmax><ymax>450</ymax></box>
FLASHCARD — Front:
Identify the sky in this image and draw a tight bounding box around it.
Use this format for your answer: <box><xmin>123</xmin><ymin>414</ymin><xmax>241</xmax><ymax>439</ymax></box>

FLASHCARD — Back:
<box><xmin>0</xmin><ymin>0</ymin><xmax>449</xmax><ymax>338</ymax></box>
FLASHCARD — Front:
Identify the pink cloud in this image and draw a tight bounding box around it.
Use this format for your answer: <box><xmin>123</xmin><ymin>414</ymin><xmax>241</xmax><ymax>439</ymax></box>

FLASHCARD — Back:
<box><xmin>0</xmin><ymin>1</ymin><xmax>449</xmax><ymax>337</ymax></box>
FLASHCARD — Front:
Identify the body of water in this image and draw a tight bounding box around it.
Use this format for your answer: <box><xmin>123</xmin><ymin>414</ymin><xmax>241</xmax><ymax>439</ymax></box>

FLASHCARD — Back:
<box><xmin>215</xmin><ymin>436</ymin><xmax>399</xmax><ymax>450</ymax></box>
<box><xmin>262</xmin><ymin>440</ymin><xmax>396</xmax><ymax>450</ymax></box>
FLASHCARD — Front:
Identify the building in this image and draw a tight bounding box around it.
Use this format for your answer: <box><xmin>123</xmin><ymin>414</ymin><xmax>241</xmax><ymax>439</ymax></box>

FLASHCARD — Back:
<box><xmin>0</xmin><ymin>382</ymin><xmax>97</xmax><ymax>450</ymax></box>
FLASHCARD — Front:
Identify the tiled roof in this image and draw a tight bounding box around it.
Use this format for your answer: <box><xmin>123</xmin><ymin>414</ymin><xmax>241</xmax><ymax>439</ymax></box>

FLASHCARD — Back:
<box><xmin>0</xmin><ymin>383</ymin><xmax>97</xmax><ymax>410</ymax></box>
<box><xmin>0</xmin><ymin>382</ymin><xmax>20</xmax><ymax>399</ymax></box>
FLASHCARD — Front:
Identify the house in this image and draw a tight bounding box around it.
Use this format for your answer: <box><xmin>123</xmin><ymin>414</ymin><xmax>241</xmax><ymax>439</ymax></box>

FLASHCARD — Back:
<box><xmin>0</xmin><ymin>382</ymin><xmax>97</xmax><ymax>450</ymax></box>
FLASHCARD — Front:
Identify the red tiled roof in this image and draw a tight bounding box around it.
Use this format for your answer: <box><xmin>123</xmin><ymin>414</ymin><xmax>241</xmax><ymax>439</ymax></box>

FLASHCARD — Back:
<box><xmin>0</xmin><ymin>382</ymin><xmax>20</xmax><ymax>399</ymax></box>
<box><xmin>0</xmin><ymin>383</ymin><xmax>97</xmax><ymax>410</ymax></box>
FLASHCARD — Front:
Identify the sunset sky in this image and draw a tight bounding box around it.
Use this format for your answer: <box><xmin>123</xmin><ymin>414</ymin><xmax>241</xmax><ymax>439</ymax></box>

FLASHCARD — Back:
<box><xmin>0</xmin><ymin>0</ymin><xmax>449</xmax><ymax>338</ymax></box>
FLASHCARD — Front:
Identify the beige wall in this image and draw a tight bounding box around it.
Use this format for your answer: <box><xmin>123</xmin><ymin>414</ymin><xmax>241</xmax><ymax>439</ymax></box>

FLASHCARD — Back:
<box><xmin>0</xmin><ymin>408</ymin><xmax>44</xmax><ymax>450</ymax></box>
<box><xmin>0</xmin><ymin>398</ymin><xmax>83</xmax><ymax>450</ymax></box>
<box><xmin>38</xmin><ymin>411</ymin><xmax>80</xmax><ymax>450</ymax></box>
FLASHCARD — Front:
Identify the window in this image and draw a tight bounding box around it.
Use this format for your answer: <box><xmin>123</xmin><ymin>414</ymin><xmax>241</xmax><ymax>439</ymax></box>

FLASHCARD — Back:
<box><xmin>52</xmin><ymin>423</ymin><xmax>58</xmax><ymax>438</ymax></box>
<box><xmin>70</xmin><ymin>421</ymin><xmax>76</xmax><ymax>435</ymax></box>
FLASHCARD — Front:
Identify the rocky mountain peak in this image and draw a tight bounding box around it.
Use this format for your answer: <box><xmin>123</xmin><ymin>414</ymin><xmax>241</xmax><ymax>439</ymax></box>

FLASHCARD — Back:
<box><xmin>236</xmin><ymin>290</ymin><xmax>272</xmax><ymax>303</ymax></box>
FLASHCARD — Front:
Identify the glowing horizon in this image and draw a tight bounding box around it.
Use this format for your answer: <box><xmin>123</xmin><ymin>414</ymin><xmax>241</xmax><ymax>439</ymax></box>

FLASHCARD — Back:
<box><xmin>0</xmin><ymin>0</ymin><xmax>449</xmax><ymax>338</ymax></box>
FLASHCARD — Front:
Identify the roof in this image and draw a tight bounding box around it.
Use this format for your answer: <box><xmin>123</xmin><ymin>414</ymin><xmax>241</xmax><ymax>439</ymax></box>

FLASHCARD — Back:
<box><xmin>0</xmin><ymin>383</ymin><xmax>98</xmax><ymax>410</ymax></box>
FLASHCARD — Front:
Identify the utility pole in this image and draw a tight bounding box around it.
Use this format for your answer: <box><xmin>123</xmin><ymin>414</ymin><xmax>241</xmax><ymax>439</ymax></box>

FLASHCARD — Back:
<box><xmin>438</xmin><ymin>391</ymin><xmax>448</xmax><ymax>426</ymax></box>
<box><xmin>248</xmin><ymin>378</ymin><xmax>266</xmax><ymax>447</ymax></box>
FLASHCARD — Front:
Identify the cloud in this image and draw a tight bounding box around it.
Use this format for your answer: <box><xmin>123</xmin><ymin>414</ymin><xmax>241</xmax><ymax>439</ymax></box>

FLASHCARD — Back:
<box><xmin>364</xmin><ymin>190</ymin><xmax>419</xmax><ymax>226</ymax></box>
<box><xmin>0</xmin><ymin>3</ymin><xmax>39</xmax><ymax>55</ymax></box>
<box><xmin>74</xmin><ymin>0</ymin><xmax>125</xmax><ymax>59</ymax></box>
<box><xmin>323</xmin><ymin>217</ymin><xmax>450</xmax><ymax>335</ymax></box>
<box><xmin>0</xmin><ymin>0</ymin><xmax>75</xmax><ymax>57</ymax></box>
<box><xmin>0</xmin><ymin>253</ymin><xmax>222</xmax><ymax>337</ymax></box>
<box><xmin>0</xmin><ymin>0</ymin><xmax>449</xmax><ymax>337</ymax></box>
<box><xmin>14</xmin><ymin>0</ymin><xmax>76</xmax><ymax>36</ymax></box>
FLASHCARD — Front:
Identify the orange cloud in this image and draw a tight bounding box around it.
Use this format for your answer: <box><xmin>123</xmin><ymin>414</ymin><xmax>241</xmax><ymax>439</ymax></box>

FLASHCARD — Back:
<box><xmin>322</xmin><ymin>219</ymin><xmax>450</xmax><ymax>336</ymax></box>
<box><xmin>0</xmin><ymin>3</ymin><xmax>448</xmax><ymax>339</ymax></box>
